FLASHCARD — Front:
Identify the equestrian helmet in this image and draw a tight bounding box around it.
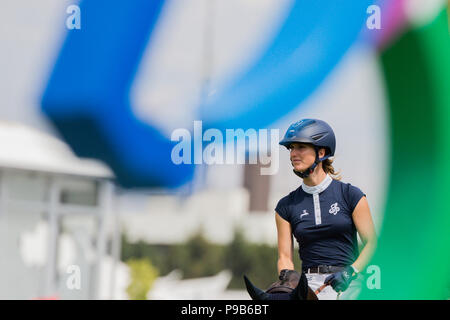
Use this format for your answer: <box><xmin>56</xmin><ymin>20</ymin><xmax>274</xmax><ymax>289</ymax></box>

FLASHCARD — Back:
<box><xmin>279</xmin><ymin>119</ymin><xmax>336</xmax><ymax>157</ymax></box>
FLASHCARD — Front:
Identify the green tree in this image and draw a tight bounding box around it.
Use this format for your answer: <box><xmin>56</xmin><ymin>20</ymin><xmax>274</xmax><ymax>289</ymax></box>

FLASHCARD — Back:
<box><xmin>170</xmin><ymin>230</ymin><xmax>225</xmax><ymax>278</ymax></box>
<box><xmin>120</xmin><ymin>227</ymin><xmax>301</xmax><ymax>291</ymax></box>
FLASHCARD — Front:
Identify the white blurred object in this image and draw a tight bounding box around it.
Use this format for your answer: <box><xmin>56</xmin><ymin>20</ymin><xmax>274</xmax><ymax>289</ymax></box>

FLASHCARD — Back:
<box><xmin>147</xmin><ymin>269</ymin><xmax>237</xmax><ymax>300</ymax></box>
<box><xmin>183</xmin><ymin>187</ymin><xmax>249</xmax><ymax>219</ymax></box>
<box><xmin>120</xmin><ymin>188</ymin><xmax>277</xmax><ymax>245</ymax></box>
<box><xmin>405</xmin><ymin>0</ymin><xmax>446</xmax><ymax>26</ymax></box>
<box><xmin>19</xmin><ymin>220</ymin><xmax>49</xmax><ymax>268</ymax></box>
<box><xmin>97</xmin><ymin>255</ymin><xmax>131</xmax><ymax>300</ymax></box>
<box><xmin>0</xmin><ymin>121</ymin><xmax>113</xmax><ymax>178</ymax></box>
<box><xmin>57</xmin><ymin>233</ymin><xmax>77</xmax><ymax>273</ymax></box>
<box><xmin>19</xmin><ymin>220</ymin><xmax>77</xmax><ymax>272</ymax></box>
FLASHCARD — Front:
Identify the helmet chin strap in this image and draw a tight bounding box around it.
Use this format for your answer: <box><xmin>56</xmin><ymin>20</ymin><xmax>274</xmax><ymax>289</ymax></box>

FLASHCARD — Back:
<box><xmin>293</xmin><ymin>147</ymin><xmax>329</xmax><ymax>179</ymax></box>
<box><xmin>293</xmin><ymin>163</ymin><xmax>318</xmax><ymax>179</ymax></box>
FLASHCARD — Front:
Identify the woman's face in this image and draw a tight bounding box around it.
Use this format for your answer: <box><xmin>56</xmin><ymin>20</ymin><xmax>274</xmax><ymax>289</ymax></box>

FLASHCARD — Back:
<box><xmin>289</xmin><ymin>143</ymin><xmax>325</xmax><ymax>172</ymax></box>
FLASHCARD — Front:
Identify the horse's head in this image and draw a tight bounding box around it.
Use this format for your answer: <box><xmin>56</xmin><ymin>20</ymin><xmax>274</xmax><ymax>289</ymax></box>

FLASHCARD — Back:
<box><xmin>243</xmin><ymin>270</ymin><xmax>318</xmax><ymax>300</ymax></box>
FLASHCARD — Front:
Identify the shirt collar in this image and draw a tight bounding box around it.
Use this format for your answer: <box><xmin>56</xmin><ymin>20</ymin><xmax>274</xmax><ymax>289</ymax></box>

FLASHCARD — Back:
<box><xmin>301</xmin><ymin>174</ymin><xmax>333</xmax><ymax>194</ymax></box>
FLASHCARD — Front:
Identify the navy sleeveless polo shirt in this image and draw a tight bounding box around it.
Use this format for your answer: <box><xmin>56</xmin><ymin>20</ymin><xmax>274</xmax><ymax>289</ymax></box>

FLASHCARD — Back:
<box><xmin>275</xmin><ymin>175</ymin><xmax>365</xmax><ymax>269</ymax></box>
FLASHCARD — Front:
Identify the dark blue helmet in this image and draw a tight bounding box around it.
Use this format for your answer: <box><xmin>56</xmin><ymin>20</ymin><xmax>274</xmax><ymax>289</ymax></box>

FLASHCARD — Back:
<box><xmin>279</xmin><ymin>119</ymin><xmax>336</xmax><ymax>157</ymax></box>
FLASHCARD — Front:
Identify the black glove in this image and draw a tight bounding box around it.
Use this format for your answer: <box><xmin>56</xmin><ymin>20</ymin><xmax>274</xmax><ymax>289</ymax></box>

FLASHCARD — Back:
<box><xmin>278</xmin><ymin>269</ymin><xmax>295</xmax><ymax>281</ymax></box>
<box><xmin>324</xmin><ymin>266</ymin><xmax>357</xmax><ymax>292</ymax></box>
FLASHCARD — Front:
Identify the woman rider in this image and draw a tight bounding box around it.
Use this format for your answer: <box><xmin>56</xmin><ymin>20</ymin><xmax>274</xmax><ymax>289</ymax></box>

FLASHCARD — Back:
<box><xmin>275</xmin><ymin>119</ymin><xmax>377</xmax><ymax>299</ymax></box>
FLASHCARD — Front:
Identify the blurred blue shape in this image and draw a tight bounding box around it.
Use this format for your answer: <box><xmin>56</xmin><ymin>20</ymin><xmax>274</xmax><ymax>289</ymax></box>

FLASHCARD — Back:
<box><xmin>42</xmin><ymin>0</ymin><xmax>371</xmax><ymax>188</ymax></box>
<box><xmin>41</xmin><ymin>0</ymin><xmax>195</xmax><ymax>188</ymax></box>
<box><xmin>201</xmin><ymin>0</ymin><xmax>372</xmax><ymax>131</ymax></box>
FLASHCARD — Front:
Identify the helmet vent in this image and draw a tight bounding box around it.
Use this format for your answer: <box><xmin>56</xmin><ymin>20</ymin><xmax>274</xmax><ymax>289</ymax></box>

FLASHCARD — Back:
<box><xmin>311</xmin><ymin>132</ymin><xmax>327</xmax><ymax>141</ymax></box>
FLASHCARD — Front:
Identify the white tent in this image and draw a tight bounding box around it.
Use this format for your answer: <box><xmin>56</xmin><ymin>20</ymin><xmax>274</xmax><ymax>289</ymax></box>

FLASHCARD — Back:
<box><xmin>0</xmin><ymin>121</ymin><xmax>113</xmax><ymax>178</ymax></box>
<box><xmin>0</xmin><ymin>121</ymin><xmax>119</xmax><ymax>299</ymax></box>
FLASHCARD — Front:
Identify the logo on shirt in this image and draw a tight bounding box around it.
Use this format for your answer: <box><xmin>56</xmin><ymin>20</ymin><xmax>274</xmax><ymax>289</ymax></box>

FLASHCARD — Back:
<box><xmin>300</xmin><ymin>210</ymin><xmax>309</xmax><ymax>219</ymax></box>
<box><xmin>329</xmin><ymin>203</ymin><xmax>340</xmax><ymax>215</ymax></box>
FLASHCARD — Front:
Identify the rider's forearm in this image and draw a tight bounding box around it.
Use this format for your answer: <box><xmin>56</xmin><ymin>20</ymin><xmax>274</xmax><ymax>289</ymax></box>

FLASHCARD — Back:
<box><xmin>351</xmin><ymin>237</ymin><xmax>377</xmax><ymax>273</ymax></box>
<box><xmin>277</xmin><ymin>257</ymin><xmax>294</xmax><ymax>274</ymax></box>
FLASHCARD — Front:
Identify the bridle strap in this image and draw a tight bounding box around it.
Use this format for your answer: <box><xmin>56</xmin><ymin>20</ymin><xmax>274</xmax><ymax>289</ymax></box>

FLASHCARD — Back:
<box><xmin>266</xmin><ymin>285</ymin><xmax>294</xmax><ymax>294</ymax></box>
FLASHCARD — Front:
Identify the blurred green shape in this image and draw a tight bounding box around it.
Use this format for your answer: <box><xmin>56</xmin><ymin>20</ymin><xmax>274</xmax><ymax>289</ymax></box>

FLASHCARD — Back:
<box><xmin>358</xmin><ymin>7</ymin><xmax>450</xmax><ymax>299</ymax></box>
<box><xmin>126</xmin><ymin>258</ymin><xmax>159</xmax><ymax>300</ymax></box>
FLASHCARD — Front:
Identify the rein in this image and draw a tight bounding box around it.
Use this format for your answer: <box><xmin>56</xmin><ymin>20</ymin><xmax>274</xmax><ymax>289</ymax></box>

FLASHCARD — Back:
<box><xmin>314</xmin><ymin>283</ymin><xmax>329</xmax><ymax>295</ymax></box>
